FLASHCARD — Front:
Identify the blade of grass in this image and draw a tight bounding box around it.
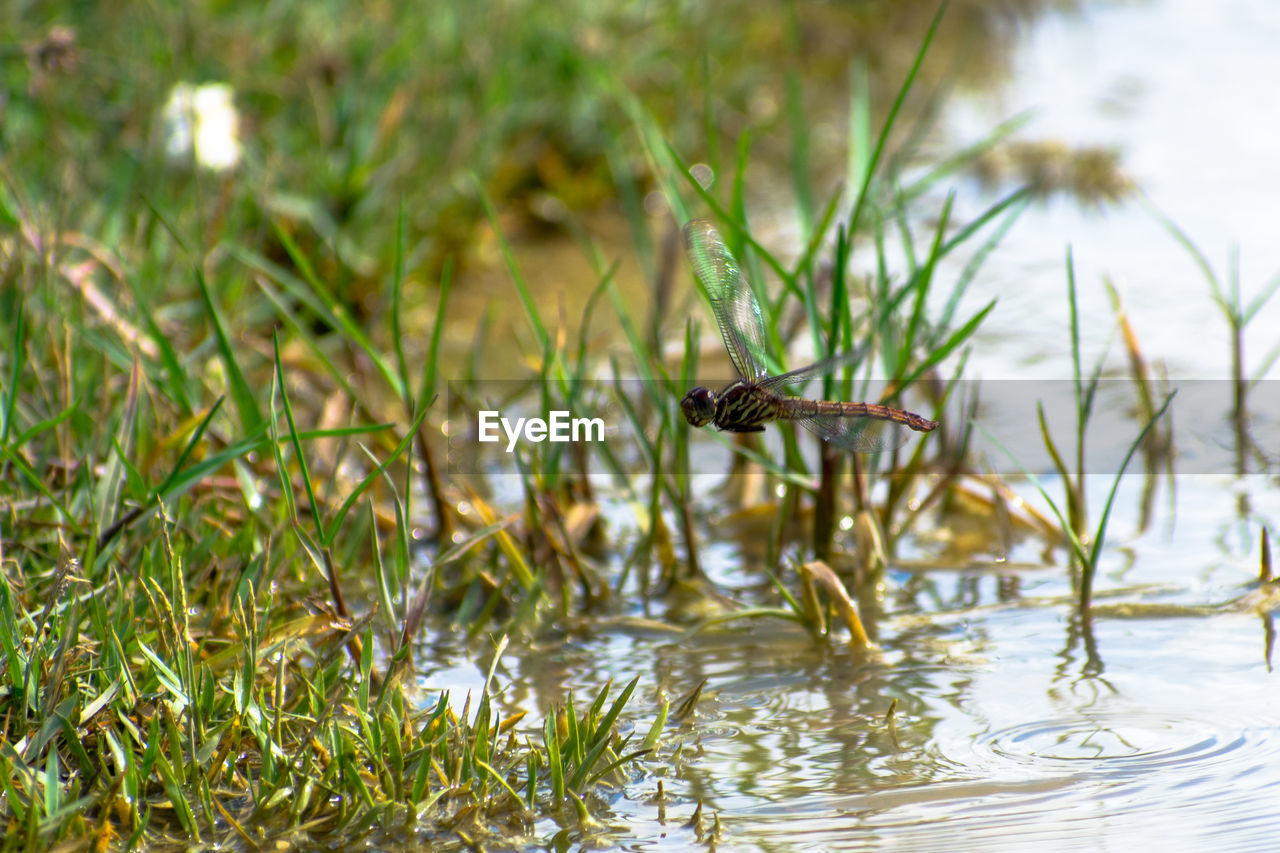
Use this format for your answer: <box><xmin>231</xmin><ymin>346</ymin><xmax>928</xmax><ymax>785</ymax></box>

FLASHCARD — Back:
<box><xmin>272</xmin><ymin>332</ymin><xmax>324</xmax><ymax>542</ymax></box>
<box><xmin>846</xmin><ymin>1</ymin><xmax>950</xmax><ymax>239</ymax></box>
<box><xmin>473</xmin><ymin>178</ymin><xmax>551</xmax><ymax>361</ymax></box>
<box><xmin>195</xmin><ymin>268</ymin><xmax>262</xmax><ymax>434</ymax></box>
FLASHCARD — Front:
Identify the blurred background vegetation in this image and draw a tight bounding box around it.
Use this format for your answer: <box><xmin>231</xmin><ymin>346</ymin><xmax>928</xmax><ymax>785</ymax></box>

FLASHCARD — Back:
<box><xmin>3</xmin><ymin>0</ymin><xmax>1069</xmax><ymax>307</ymax></box>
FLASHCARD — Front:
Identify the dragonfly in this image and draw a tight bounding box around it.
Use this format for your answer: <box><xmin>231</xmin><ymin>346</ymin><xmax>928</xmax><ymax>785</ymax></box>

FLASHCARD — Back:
<box><xmin>680</xmin><ymin>219</ymin><xmax>938</xmax><ymax>453</ymax></box>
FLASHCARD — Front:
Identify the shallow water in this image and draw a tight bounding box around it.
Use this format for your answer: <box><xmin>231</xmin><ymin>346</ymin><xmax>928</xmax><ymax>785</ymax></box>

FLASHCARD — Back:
<box><xmin>947</xmin><ymin>0</ymin><xmax>1280</xmax><ymax>381</ymax></box>
<box><xmin>415</xmin><ymin>473</ymin><xmax>1278</xmax><ymax>850</ymax></box>
<box><xmin>419</xmin><ymin>1</ymin><xmax>1280</xmax><ymax>848</ymax></box>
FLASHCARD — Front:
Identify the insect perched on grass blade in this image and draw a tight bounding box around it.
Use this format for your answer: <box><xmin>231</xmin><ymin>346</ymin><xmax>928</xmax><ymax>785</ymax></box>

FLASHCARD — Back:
<box><xmin>680</xmin><ymin>219</ymin><xmax>937</xmax><ymax>453</ymax></box>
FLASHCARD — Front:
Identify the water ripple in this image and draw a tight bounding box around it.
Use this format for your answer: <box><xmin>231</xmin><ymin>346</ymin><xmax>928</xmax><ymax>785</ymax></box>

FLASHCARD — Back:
<box><xmin>969</xmin><ymin>711</ymin><xmax>1265</xmax><ymax>776</ymax></box>
<box><xmin>741</xmin><ymin>711</ymin><xmax>1280</xmax><ymax>852</ymax></box>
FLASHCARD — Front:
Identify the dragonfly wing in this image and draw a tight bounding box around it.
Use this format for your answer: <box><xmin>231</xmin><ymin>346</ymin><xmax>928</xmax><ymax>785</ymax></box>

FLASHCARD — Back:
<box><xmin>683</xmin><ymin>220</ymin><xmax>771</xmax><ymax>382</ymax></box>
<box><xmin>756</xmin><ymin>344</ymin><xmax>871</xmax><ymax>392</ymax></box>
<box><xmin>794</xmin><ymin>413</ymin><xmax>914</xmax><ymax>454</ymax></box>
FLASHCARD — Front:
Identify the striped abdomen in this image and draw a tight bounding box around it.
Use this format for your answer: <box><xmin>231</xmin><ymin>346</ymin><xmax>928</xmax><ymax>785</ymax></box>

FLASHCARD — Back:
<box><xmin>777</xmin><ymin>397</ymin><xmax>938</xmax><ymax>433</ymax></box>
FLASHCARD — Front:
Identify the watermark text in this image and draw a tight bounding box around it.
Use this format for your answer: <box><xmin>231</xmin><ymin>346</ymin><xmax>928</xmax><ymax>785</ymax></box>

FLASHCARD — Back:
<box><xmin>477</xmin><ymin>410</ymin><xmax>605</xmax><ymax>453</ymax></box>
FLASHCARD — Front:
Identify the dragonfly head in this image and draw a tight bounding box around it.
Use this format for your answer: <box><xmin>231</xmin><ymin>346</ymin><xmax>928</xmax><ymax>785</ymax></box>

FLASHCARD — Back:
<box><xmin>680</xmin><ymin>386</ymin><xmax>717</xmax><ymax>427</ymax></box>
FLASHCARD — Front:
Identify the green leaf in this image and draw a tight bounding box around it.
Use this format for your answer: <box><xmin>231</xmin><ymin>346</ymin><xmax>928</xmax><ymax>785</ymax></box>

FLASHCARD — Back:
<box><xmin>195</xmin><ymin>268</ymin><xmax>262</xmax><ymax>434</ymax></box>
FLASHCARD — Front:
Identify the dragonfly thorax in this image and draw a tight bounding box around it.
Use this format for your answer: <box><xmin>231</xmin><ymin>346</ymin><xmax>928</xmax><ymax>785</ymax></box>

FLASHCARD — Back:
<box><xmin>680</xmin><ymin>386</ymin><xmax>717</xmax><ymax>427</ymax></box>
<box><xmin>681</xmin><ymin>381</ymin><xmax>784</xmax><ymax>432</ymax></box>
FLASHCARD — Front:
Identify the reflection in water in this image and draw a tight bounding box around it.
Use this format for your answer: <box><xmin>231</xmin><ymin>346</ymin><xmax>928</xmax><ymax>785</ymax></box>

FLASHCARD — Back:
<box><xmin>804</xmin><ymin>710</ymin><xmax>1280</xmax><ymax>852</ymax></box>
<box><xmin>595</xmin><ymin>609</ymin><xmax>1280</xmax><ymax>851</ymax></box>
<box><xmin>1264</xmin><ymin>613</ymin><xmax>1276</xmax><ymax>672</ymax></box>
<box><xmin>1059</xmin><ymin>612</ymin><xmax>1108</xmax><ymax>680</ymax></box>
<box><xmin>411</xmin><ymin>472</ymin><xmax>1280</xmax><ymax>850</ymax></box>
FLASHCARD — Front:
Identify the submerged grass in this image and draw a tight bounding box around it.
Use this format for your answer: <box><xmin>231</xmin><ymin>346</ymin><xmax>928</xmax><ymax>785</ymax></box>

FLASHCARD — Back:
<box><xmin>1150</xmin><ymin>202</ymin><xmax>1280</xmax><ymax>460</ymax></box>
<box><xmin>625</xmin><ymin>3</ymin><xmax>1017</xmax><ymax>607</ymax></box>
<box><xmin>984</xmin><ymin>251</ymin><xmax>1176</xmax><ymax>617</ymax></box>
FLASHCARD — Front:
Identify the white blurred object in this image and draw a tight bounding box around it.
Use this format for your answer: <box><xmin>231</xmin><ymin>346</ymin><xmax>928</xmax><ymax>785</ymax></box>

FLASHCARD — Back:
<box><xmin>160</xmin><ymin>82</ymin><xmax>241</xmax><ymax>171</ymax></box>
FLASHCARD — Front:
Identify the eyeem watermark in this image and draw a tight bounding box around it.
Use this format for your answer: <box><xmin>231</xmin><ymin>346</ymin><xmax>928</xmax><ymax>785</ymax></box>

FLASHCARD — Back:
<box><xmin>451</xmin><ymin>379</ymin><xmax>1278</xmax><ymax>475</ymax></box>
<box><xmin>477</xmin><ymin>410</ymin><xmax>605</xmax><ymax>453</ymax></box>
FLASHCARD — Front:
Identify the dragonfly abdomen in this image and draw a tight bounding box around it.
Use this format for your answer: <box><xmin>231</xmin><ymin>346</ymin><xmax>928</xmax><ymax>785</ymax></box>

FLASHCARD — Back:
<box><xmin>777</xmin><ymin>398</ymin><xmax>938</xmax><ymax>433</ymax></box>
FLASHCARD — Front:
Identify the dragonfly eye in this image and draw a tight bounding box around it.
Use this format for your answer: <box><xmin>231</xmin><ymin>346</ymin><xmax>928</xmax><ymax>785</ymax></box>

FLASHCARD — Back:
<box><xmin>680</xmin><ymin>387</ymin><xmax>716</xmax><ymax>427</ymax></box>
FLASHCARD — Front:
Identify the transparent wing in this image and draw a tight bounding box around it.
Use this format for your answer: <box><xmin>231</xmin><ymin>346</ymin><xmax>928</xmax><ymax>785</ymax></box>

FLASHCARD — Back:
<box><xmin>683</xmin><ymin>220</ymin><xmax>771</xmax><ymax>382</ymax></box>
<box><xmin>756</xmin><ymin>345</ymin><xmax>870</xmax><ymax>392</ymax></box>
<box><xmin>794</xmin><ymin>414</ymin><xmax>914</xmax><ymax>454</ymax></box>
